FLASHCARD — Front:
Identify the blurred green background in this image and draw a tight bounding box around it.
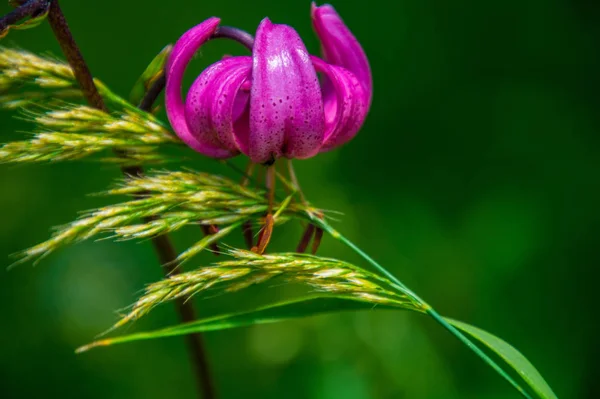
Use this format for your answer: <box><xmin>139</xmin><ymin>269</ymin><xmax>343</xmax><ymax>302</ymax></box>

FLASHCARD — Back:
<box><xmin>1</xmin><ymin>0</ymin><xmax>597</xmax><ymax>398</ymax></box>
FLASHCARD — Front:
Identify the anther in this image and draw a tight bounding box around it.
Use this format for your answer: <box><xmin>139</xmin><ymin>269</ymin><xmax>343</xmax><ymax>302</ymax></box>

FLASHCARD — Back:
<box><xmin>311</xmin><ymin>226</ymin><xmax>324</xmax><ymax>255</ymax></box>
<box><xmin>242</xmin><ymin>221</ymin><xmax>254</xmax><ymax>249</ymax></box>
<box><xmin>296</xmin><ymin>224</ymin><xmax>315</xmax><ymax>253</ymax></box>
<box><xmin>201</xmin><ymin>224</ymin><xmax>221</xmax><ymax>255</ymax></box>
<box><xmin>252</xmin><ymin>214</ymin><xmax>274</xmax><ymax>255</ymax></box>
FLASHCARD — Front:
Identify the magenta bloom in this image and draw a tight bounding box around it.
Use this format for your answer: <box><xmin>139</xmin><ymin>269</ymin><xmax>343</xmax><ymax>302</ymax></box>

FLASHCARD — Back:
<box><xmin>165</xmin><ymin>3</ymin><xmax>371</xmax><ymax>164</ymax></box>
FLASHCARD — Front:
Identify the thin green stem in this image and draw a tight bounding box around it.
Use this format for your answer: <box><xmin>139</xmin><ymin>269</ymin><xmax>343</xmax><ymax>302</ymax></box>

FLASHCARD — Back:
<box><xmin>286</xmin><ymin>159</ymin><xmax>307</xmax><ymax>205</ymax></box>
<box><xmin>427</xmin><ymin>309</ymin><xmax>532</xmax><ymax>399</ymax></box>
<box><xmin>281</xmin><ymin>164</ymin><xmax>422</xmax><ymax>302</ymax></box>
<box><xmin>315</xmin><ymin>216</ymin><xmax>531</xmax><ymax>398</ymax></box>
<box><xmin>276</xmin><ymin>167</ymin><xmax>531</xmax><ymax>399</ymax></box>
<box><xmin>266</xmin><ymin>164</ymin><xmax>275</xmax><ymax>214</ymax></box>
<box><xmin>315</xmin><ymin>218</ymin><xmax>423</xmax><ymax>301</ymax></box>
<box><xmin>314</xmin><ymin>215</ymin><xmax>530</xmax><ymax>398</ymax></box>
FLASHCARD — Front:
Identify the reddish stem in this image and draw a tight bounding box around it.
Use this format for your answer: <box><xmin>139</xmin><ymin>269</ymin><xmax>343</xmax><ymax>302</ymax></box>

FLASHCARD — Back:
<box><xmin>39</xmin><ymin>2</ymin><xmax>215</xmax><ymax>397</ymax></box>
<box><xmin>0</xmin><ymin>0</ymin><xmax>48</xmax><ymax>32</ymax></box>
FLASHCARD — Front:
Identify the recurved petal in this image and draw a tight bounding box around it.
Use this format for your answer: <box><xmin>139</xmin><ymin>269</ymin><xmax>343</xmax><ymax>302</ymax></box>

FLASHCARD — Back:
<box><xmin>311</xmin><ymin>3</ymin><xmax>372</xmax><ymax>105</ymax></box>
<box><xmin>311</xmin><ymin>56</ymin><xmax>368</xmax><ymax>152</ymax></box>
<box><xmin>185</xmin><ymin>56</ymin><xmax>252</xmax><ymax>154</ymax></box>
<box><xmin>165</xmin><ymin>18</ymin><xmax>236</xmax><ymax>158</ymax></box>
<box><xmin>250</xmin><ymin>18</ymin><xmax>324</xmax><ymax>163</ymax></box>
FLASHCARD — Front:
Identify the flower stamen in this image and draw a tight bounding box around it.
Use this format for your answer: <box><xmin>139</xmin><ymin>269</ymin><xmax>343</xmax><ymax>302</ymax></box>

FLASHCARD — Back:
<box><xmin>311</xmin><ymin>226</ymin><xmax>324</xmax><ymax>255</ymax></box>
<box><xmin>252</xmin><ymin>213</ymin><xmax>274</xmax><ymax>255</ymax></box>
<box><xmin>296</xmin><ymin>224</ymin><xmax>315</xmax><ymax>253</ymax></box>
<box><xmin>251</xmin><ymin>164</ymin><xmax>276</xmax><ymax>254</ymax></box>
<box><xmin>201</xmin><ymin>224</ymin><xmax>221</xmax><ymax>256</ymax></box>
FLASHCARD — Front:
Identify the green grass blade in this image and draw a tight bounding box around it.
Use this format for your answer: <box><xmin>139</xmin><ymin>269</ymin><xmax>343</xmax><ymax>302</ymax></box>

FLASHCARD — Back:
<box><xmin>129</xmin><ymin>44</ymin><xmax>172</xmax><ymax>105</ymax></box>
<box><xmin>311</xmin><ymin>216</ymin><xmax>549</xmax><ymax>399</ymax></box>
<box><xmin>76</xmin><ymin>295</ymin><xmax>397</xmax><ymax>353</ymax></box>
<box><xmin>447</xmin><ymin>318</ymin><xmax>559</xmax><ymax>399</ymax></box>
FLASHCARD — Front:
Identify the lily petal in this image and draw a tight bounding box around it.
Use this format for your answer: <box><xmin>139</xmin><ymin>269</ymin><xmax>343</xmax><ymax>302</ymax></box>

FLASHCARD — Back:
<box><xmin>250</xmin><ymin>18</ymin><xmax>324</xmax><ymax>163</ymax></box>
<box><xmin>165</xmin><ymin>18</ymin><xmax>236</xmax><ymax>158</ymax></box>
<box><xmin>311</xmin><ymin>56</ymin><xmax>368</xmax><ymax>151</ymax></box>
<box><xmin>311</xmin><ymin>3</ymin><xmax>372</xmax><ymax>105</ymax></box>
<box><xmin>186</xmin><ymin>56</ymin><xmax>252</xmax><ymax>153</ymax></box>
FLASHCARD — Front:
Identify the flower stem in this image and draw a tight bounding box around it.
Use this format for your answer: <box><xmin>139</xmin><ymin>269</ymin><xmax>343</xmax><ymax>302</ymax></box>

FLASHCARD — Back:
<box><xmin>266</xmin><ymin>164</ymin><xmax>276</xmax><ymax>214</ymax></box>
<box><xmin>241</xmin><ymin>162</ymin><xmax>256</xmax><ymax>249</ymax></box>
<box><xmin>212</xmin><ymin>25</ymin><xmax>254</xmax><ymax>50</ymax></box>
<box><xmin>41</xmin><ymin>2</ymin><xmax>215</xmax><ymax>397</ymax></box>
<box><xmin>138</xmin><ymin>73</ymin><xmax>166</xmax><ymax>111</ymax></box>
<box><xmin>46</xmin><ymin>0</ymin><xmax>106</xmax><ymax>111</ymax></box>
<box><xmin>286</xmin><ymin>159</ymin><xmax>307</xmax><ymax>205</ymax></box>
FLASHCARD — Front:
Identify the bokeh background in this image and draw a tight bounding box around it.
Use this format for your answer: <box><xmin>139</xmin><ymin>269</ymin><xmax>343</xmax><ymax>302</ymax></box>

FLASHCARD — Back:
<box><xmin>1</xmin><ymin>0</ymin><xmax>598</xmax><ymax>398</ymax></box>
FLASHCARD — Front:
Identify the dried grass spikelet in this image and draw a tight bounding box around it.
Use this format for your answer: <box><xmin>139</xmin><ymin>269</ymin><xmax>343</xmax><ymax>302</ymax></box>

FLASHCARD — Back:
<box><xmin>0</xmin><ymin>47</ymin><xmax>79</xmax><ymax>107</ymax></box>
<box><xmin>0</xmin><ymin>46</ymin><xmax>165</xmax><ymax>113</ymax></box>
<box><xmin>29</xmin><ymin>105</ymin><xmax>176</xmax><ymax>141</ymax></box>
<box><xmin>111</xmin><ymin>250</ymin><xmax>427</xmax><ymax>330</ymax></box>
<box><xmin>0</xmin><ymin>103</ymin><xmax>180</xmax><ymax>164</ymax></box>
<box><xmin>15</xmin><ymin>170</ymin><xmax>313</xmax><ymax>265</ymax></box>
<box><xmin>0</xmin><ymin>47</ymin><xmax>183</xmax><ymax>165</ymax></box>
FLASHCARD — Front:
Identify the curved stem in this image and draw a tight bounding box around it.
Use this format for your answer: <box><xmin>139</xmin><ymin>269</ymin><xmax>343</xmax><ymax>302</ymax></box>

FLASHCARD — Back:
<box><xmin>138</xmin><ymin>73</ymin><xmax>166</xmax><ymax>111</ymax></box>
<box><xmin>0</xmin><ymin>0</ymin><xmax>48</xmax><ymax>32</ymax></box>
<box><xmin>137</xmin><ymin>25</ymin><xmax>255</xmax><ymax>112</ymax></box>
<box><xmin>212</xmin><ymin>25</ymin><xmax>254</xmax><ymax>50</ymax></box>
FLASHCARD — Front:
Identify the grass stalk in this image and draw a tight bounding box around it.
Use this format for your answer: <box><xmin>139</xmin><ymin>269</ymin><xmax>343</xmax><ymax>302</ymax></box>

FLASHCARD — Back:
<box><xmin>41</xmin><ymin>2</ymin><xmax>214</xmax><ymax>397</ymax></box>
<box><xmin>281</xmin><ymin>163</ymin><xmax>531</xmax><ymax>399</ymax></box>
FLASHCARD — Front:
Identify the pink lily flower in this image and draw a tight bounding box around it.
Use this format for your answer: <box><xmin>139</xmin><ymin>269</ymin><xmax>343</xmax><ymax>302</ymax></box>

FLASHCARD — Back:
<box><xmin>165</xmin><ymin>3</ymin><xmax>371</xmax><ymax>164</ymax></box>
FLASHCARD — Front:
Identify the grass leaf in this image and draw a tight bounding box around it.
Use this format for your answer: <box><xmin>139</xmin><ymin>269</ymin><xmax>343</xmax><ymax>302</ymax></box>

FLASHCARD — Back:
<box><xmin>129</xmin><ymin>45</ymin><xmax>172</xmax><ymax>106</ymax></box>
<box><xmin>77</xmin><ymin>296</ymin><xmax>399</xmax><ymax>353</ymax></box>
<box><xmin>447</xmin><ymin>318</ymin><xmax>559</xmax><ymax>399</ymax></box>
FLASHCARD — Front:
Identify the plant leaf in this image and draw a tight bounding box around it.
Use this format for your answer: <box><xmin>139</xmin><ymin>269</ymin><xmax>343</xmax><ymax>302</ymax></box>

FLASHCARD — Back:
<box><xmin>129</xmin><ymin>45</ymin><xmax>172</xmax><ymax>106</ymax></box>
<box><xmin>447</xmin><ymin>318</ymin><xmax>558</xmax><ymax>399</ymax></box>
<box><xmin>77</xmin><ymin>295</ymin><xmax>397</xmax><ymax>353</ymax></box>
